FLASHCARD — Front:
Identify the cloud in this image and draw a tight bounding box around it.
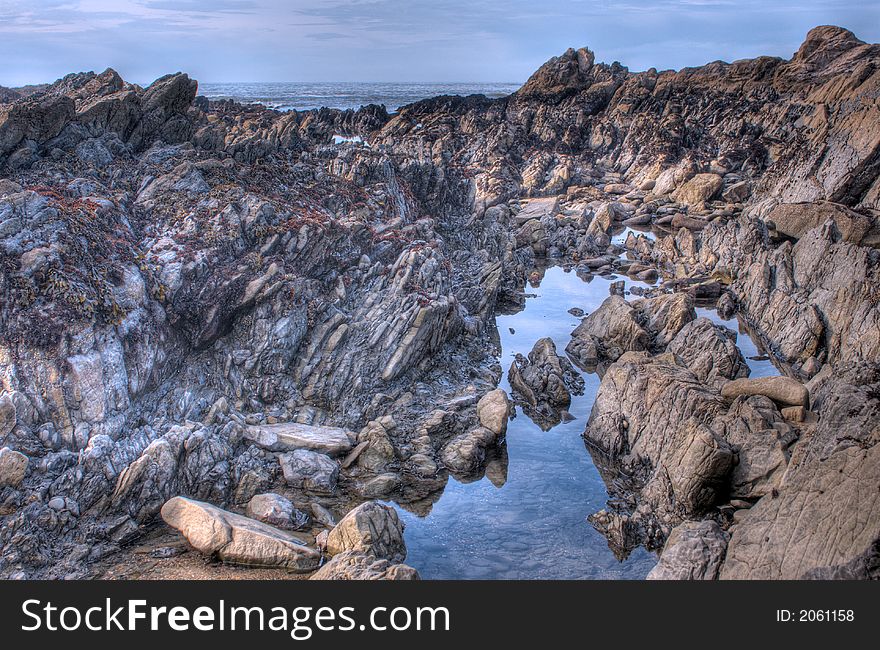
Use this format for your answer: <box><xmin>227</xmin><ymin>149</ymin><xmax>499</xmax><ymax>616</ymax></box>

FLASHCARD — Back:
<box><xmin>0</xmin><ymin>0</ymin><xmax>877</xmax><ymax>85</ymax></box>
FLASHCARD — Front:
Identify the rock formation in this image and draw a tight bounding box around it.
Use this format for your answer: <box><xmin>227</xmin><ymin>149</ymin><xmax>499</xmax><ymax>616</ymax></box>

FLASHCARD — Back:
<box><xmin>0</xmin><ymin>25</ymin><xmax>878</xmax><ymax>580</ymax></box>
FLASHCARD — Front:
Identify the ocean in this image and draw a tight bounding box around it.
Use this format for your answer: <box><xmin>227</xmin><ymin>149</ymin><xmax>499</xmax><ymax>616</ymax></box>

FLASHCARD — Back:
<box><xmin>197</xmin><ymin>81</ymin><xmax>522</xmax><ymax>113</ymax></box>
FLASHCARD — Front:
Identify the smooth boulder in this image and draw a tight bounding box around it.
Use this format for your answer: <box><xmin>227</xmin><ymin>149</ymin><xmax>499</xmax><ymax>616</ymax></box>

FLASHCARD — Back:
<box><xmin>721</xmin><ymin>376</ymin><xmax>809</xmax><ymax>408</ymax></box>
<box><xmin>160</xmin><ymin>496</ymin><xmax>320</xmax><ymax>571</ymax></box>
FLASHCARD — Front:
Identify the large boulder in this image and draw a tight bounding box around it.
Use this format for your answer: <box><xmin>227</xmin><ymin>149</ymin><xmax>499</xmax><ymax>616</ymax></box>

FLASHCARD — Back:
<box><xmin>710</xmin><ymin>395</ymin><xmax>796</xmax><ymax>499</ymax></box>
<box><xmin>325</xmin><ymin>501</ymin><xmax>407</xmax><ymax>562</ymax></box>
<box><xmin>508</xmin><ymin>338</ymin><xmax>583</xmax><ymax>429</ymax></box>
<box><xmin>160</xmin><ymin>497</ymin><xmax>320</xmax><ymax>571</ymax></box>
<box><xmin>720</xmin><ymin>368</ymin><xmax>880</xmax><ymax>579</ymax></box>
<box><xmin>441</xmin><ymin>426</ymin><xmax>500</xmax><ymax>476</ymax></box>
<box><xmin>647</xmin><ymin>520</ymin><xmax>729</xmax><ymax>580</ymax></box>
<box><xmin>585</xmin><ymin>352</ymin><xmax>733</xmax><ymax>550</ymax></box>
<box><xmin>566</xmin><ymin>296</ymin><xmax>648</xmax><ymax>368</ymax></box>
<box><xmin>309</xmin><ymin>550</ymin><xmax>420</xmax><ymax>580</ymax></box>
<box><xmin>476</xmin><ymin>389</ymin><xmax>510</xmax><ymax>437</ymax></box>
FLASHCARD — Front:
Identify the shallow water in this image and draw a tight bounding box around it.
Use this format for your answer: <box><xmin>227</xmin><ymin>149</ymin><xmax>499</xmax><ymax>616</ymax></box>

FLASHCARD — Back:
<box><xmin>396</xmin><ymin>247</ymin><xmax>779</xmax><ymax>579</ymax></box>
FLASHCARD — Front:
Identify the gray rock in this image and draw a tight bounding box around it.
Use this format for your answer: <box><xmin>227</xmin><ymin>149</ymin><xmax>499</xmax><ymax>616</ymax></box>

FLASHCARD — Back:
<box><xmin>244</xmin><ymin>422</ymin><xmax>354</xmax><ymax>456</ymax></box>
<box><xmin>279</xmin><ymin>450</ymin><xmax>339</xmax><ymax>494</ymax></box>
<box><xmin>668</xmin><ymin>317</ymin><xmax>750</xmax><ymax>387</ymax></box>
<box><xmin>245</xmin><ymin>493</ymin><xmax>310</xmax><ymax>530</ymax></box>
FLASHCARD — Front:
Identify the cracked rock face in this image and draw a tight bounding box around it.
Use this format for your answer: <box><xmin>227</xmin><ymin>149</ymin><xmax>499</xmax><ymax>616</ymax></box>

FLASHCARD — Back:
<box><xmin>325</xmin><ymin>501</ymin><xmax>406</xmax><ymax>562</ymax></box>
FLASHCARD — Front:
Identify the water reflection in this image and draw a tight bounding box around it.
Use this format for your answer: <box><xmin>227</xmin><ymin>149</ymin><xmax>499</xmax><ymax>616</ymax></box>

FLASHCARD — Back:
<box><xmin>397</xmin><ymin>231</ymin><xmax>778</xmax><ymax>578</ymax></box>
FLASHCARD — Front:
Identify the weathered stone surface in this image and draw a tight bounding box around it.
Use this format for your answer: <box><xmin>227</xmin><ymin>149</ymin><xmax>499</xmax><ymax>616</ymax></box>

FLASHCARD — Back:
<box><xmin>476</xmin><ymin>389</ymin><xmax>510</xmax><ymax>437</ymax></box>
<box><xmin>244</xmin><ymin>422</ymin><xmax>353</xmax><ymax>456</ymax></box>
<box><xmin>0</xmin><ymin>394</ymin><xmax>16</xmax><ymax>438</ymax></box>
<box><xmin>647</xmin><ymin>520</ymin><xmax>729</xmax><ymax>580</ymax></box>
<box><xmin>668</xmin><ymin>318</ymin><xmax>750</xmax><ymax>387</ymax></box>
<box><xmin>245</xmin><ymin>493</ymin><xmax>310</xmax><ymax>530</ymax></box>
<box><xmin>585</xmin><ymin>352</ymin><xmax>732</xmax><ymax>549</ymax></box>
<box><xmin>566</xmin><ymin>296</ymin><xmax>648</xmax><ymax>367</ymax></box>
<box><xmin>721</xmin><ymin>376</ymin><xmax>809</xmax><ymax>407</ymax></box>
<box><xmin>309</xmin><ymin>550</ymin><xmax>420</xmax><ymax>580</ymax></box>
<box><xmin>674</xmin><ymin>173</ymin><xmax>723</xmax><ymax>206</ymax></box>
<box><xmin>279</xmin><ymin>450</ymin><xmax>340</xmax><ymax>494</ymax></box>
<box><xmin>0</xmin><ymin>447</ymin><xmax>28</xmax><ymax>487</ymax></box>
<box><xmin>355</xmin><ymin>417</ymin><xmax>397</xmax><ymax>473</ymax></box>
<box><xmin>721</xmin><ymin>367</ymin><xmax>880</xmax><ymax>579</ymax></box>
<box><xmin>765</xmin><ymin>201</ymin><xmax>880</xmax><ymax>246</ymax></box>
<box><xmin>441</xmin><ymin>426</ymin><xmax>499</xmax><ymax>476</ymax></box>
<box><xmin>160</xmin><ymin>496</ymin><xmax>320</xmax><ymax>571</ymax></box>
<box><xmin>711</xmin><ymin>395</ymin><xmax>796</xmax><ymax>499</ymax></box>
<box><xmin>325</xmin><ymin>501</ymin><xmax>406</xmax><ymax>562</ymax></box>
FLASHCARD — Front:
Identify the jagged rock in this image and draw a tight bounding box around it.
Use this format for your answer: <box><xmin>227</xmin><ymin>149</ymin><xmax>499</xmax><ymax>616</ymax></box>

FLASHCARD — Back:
<box><xmin>585</xmin><ymin>352</ymin><xmax>732</xmax><ymax>549</ymax></box>
<box><xmin>721</xmin><ymin>367</ymin><xmax>880</xmax><ymax>579</ymax></box>
<box><xmin>647</xmin><ymin>520</ymin><xmax>729</xmax><ymax>580</ymax></box>
<box><xmin>245</xmin><ymin>493</ymin><xmax>310</xmax><ymax>530</ymax></box>
<box><xmin>279</xmin><ymin>450</ymin><xmax>340</xmax><ymax>494</ymax></box>
<box><xmin>325</xmin><ymin>501</ymin><xmax>406</xmax><ymax>562</ymax></box>
<box><xmin>0</xmin><ymin>447</ymin><xmax>28</xmax><ymax>487</ymax></box>
<box><xmin>566</xmin><ymin>296</ymin><xmax>648</xmax><ymax>367</ymax></box>
<box><xmin>722</xmin><ymin>181</ymin><xmax>751</xmax><ymax>203</ymax></box>
<box><xmin>721</xmin><ymin>376</ymin><xmax>809</xmax><ymax>407</ymax></box>
<box><xmin>160</xmin><ymin>496</ymin><xmax>320</xmax><ymax>571</ymax></box>
<box><xmin>632</xmin><ymin>293</ymin><xmax>696</xmax><ymax>347</ymax></box>
<box><xmin>509</xmin><ymin>338</ymin><xmax>582</xmax><ymax>407</ymax></box>
<box><xmin>711</xmin><ymin>395</ymin><xmax>796</xmax><ymax>499</ymax></box>
<box><xmin>355</xmin><ymin>417</ymin><xmax>397</xmax><ymax>472</ymax></box>
<box><xmin>668</xmin><ymin>318</ymin><xmax>750</xmax><ymax>387</ymax></box>
<box><xmin>309</xmin><ymin>550</ymin><xmax>419</xmax><ymax>580</ymax></box>
<box><xmin>244</xmin><ymin>422</ymin><xmax>353</xmax><ymax>456</ymax></box>
<box><xmin>0</xmin><ymin>394</ymin><xmax>15</xmax><ymax>438</ymax></box>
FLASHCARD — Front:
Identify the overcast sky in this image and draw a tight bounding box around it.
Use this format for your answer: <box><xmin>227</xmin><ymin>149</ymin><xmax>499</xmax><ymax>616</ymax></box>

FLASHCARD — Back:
<box><xmin>0</xmin><ymin>1</ymin><xmax>878</xmax><ymax>86</ymax></box>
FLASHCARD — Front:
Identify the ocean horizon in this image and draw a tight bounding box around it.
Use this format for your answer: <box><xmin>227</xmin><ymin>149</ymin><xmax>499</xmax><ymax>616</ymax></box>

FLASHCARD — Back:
<box><xmin>198</xmin><ymin>81</ymin><xmax>523</xmax><ymax>112</ymax></box>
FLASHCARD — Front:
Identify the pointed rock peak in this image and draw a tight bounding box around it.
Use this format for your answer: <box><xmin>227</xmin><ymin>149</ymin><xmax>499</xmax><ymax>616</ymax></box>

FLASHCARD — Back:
<box><xmin>793</xmin><ymin>25</ymin><xmax>864</xmax><ymax>65</ymax></box>
<box><xmin>518</xmin><ymin>45</ymin><xmax>599</xmax><ymax>99</ymax></box>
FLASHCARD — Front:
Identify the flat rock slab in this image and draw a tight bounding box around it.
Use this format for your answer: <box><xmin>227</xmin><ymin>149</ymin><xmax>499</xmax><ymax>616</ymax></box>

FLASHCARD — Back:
<box><xmin>245</xmin><ymin>422</ymin><xmax>354</xmax><ymax>456</ymax></box>
<box><xmin>160</xmin><ymin>496</ymin><xmax>320</xmax><ymax>572</ymax></box>
<box><xmin>514</xmin><ymin>196</ymin><xmax>559</xmax><ymax>225</ymax></box>
<box><xmin>721</xmin><ymin>376</ymin><xmax>809</xmax><ymax>407</ymax></box>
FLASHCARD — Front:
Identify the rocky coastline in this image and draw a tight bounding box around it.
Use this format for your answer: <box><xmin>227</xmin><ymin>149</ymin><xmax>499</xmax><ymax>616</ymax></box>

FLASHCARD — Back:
<box><xmin>0</xmin><ymin>25</ymin><xmax>878</xmax><ymax>580</ymax></box>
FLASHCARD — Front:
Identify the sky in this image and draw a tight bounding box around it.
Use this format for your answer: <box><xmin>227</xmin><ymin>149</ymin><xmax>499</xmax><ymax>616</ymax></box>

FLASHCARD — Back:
<box><xmin>0</xmin><ymin>0</ymin><xmax>878</xmax><ymax>86</ymax></box>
